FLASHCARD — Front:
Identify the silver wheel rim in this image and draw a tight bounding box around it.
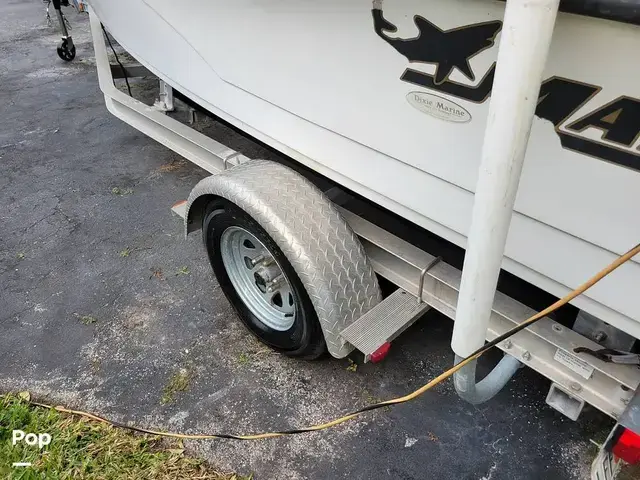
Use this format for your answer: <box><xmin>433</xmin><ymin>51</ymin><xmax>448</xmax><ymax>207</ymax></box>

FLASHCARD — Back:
<box><xmin>220</xmin><ymin>226</ymin><xmax>296</xmax><ymax>331</ymax></box>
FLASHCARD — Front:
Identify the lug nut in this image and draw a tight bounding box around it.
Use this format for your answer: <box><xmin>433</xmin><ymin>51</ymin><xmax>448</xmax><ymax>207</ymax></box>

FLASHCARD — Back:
<box><xmin>249</xmin><ymin>254</ymin><xmax>265</xmax><ymax>267</ymax></box>
<box><xmin>266</xmin><ymin>274</ymin><xmax>284</xmax><ymax>293</ymax></box>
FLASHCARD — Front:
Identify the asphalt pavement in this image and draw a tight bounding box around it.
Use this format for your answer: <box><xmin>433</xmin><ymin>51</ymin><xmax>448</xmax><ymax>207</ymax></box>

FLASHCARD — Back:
<box><xmin>0</xmin><ymin>2</ymin><xmax>615</xmax><ymax>479</ymax></box>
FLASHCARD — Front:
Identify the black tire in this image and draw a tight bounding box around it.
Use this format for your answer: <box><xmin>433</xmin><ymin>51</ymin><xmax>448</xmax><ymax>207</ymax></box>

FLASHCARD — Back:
<box><xmin>57</xmin><ymin>40</ymin><xmax>75</xmax><ymax>62</ymax></box>
<box><xmin>202</xmin><ymin>198</ymin><xmax>326</xmax><ymax>359</ymax></box>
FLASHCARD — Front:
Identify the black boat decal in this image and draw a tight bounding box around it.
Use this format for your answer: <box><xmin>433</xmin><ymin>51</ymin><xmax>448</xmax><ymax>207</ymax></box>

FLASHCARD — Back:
<box><xmin>371</xmin><ymin>1</ymin><xmax>640</xmax><ymax>173</ymax></box>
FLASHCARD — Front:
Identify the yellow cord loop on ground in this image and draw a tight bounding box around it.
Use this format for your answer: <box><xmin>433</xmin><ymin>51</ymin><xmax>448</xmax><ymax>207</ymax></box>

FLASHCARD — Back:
<box><xmin>30</xmin><ymin>242</ymin><xmax>640</xmax><ymax>441</ymax></box>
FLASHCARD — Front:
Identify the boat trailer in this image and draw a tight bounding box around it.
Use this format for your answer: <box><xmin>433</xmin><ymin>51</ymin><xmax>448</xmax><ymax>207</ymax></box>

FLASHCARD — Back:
<box><xmin>86</xmin><ymin>2</ymin><xmax>640</xmax><ymax>477</ymax></box>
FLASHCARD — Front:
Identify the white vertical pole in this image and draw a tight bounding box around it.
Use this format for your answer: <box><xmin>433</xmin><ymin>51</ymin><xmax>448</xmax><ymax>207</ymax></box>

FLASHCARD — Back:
<box><xmin>451</xmin><ymin>0</ymin><xmax>560</xmax><ymax>358</ymax></box>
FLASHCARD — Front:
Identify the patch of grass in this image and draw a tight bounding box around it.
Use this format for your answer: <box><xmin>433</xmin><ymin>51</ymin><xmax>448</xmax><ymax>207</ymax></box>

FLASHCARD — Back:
<box><xmin>160</xmin><ymin>369</ymin><xmax>193</xmax><ymax>405</ymax></box>
<box><xmin>362</xmin><ymin>389</ymin><xmax>391</xmax><ymax>412</ymax></box>
<box><xmin>89</xmin><ymin>359</ymin><xmax>101</xmax><ymax>374</ymax></box>
<box><xmin>119</xmin><ymin>246</ymin><xmax>151</xmax><ymax>258</ymax></box>
<box><xmin>75</xmin><ymin>314</ymin><xmax>97</xmax><ymax>325</ymax></box>
<box><xmin>0</xmin><ymin>393</ymin><xmax>243</xmax><ymax>479</ymax></box>
<box><xmin>111</xmin><ymin>186</ymin><xmax>134</xmax><ymax>196</ymax></box>
<box><xmin>176</xmin><ymin>266</ymin><xmax>190</xmax><ymax>276</ymax></box>
<box><xmin>237</xmin><ymin>353</ymin><xmax>250</xmax><ymax>366</ymax></box>
<box><xmin>345</xmin><ymin>358</ymin><xmax>358</xmax><ymax>373</ymax></box>
<box><xmin>362</xmin><ymin>389</ymin><xmax>376</xmax><ymax>404</ymax></box>
<box><xmin>236</xmin><ymin>350</ymin><xmax>275</xmax><ymax>367</ymax></box>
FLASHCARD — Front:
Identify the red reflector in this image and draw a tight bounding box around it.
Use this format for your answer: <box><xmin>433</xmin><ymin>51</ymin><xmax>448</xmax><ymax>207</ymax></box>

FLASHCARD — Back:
<box><xmin>612</xmin><ymin>428</ymin><xmax>640</xmax><ymax>465</ymax></box>
<box><xmin>370</xmin><ymin>342</ymin><xmax>391</xmax><ymax>363</ymax></box>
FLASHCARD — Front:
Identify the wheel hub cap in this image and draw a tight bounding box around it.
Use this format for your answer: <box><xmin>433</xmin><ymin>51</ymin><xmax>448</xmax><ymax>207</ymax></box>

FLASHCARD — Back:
<box><xmin>220</xmin><ymin>226</ymin><xmax>296</xmax><ymax>331</ymax></box>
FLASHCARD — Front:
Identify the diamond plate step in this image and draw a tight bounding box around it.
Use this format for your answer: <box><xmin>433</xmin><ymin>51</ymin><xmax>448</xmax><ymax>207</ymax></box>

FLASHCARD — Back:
<box><xmin>340</xmin><ymin>289</ymin><xmax>431</xmax><ymax>361</ymax></box>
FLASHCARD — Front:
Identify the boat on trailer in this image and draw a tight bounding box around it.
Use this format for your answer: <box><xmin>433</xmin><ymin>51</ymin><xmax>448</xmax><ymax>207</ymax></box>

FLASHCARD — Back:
<box><xmin>84</xmin><ymin>0</ymin><xmax>640</xmax><ymax>476</ymax></box>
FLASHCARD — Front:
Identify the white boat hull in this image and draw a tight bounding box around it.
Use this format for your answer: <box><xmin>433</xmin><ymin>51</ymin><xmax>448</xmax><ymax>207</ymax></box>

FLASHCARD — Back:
<box><xmin>89</xmin><ymin>0</ymin><xmax>640</xmax><ymax>338</ymax></box>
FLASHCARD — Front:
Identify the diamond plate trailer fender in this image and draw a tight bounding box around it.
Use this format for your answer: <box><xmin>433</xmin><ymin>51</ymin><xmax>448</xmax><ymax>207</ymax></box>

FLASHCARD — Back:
<box><xmin>184</xmin><ymin>160</ymin><xmax>382</xmax><ymax>358</ymax></box>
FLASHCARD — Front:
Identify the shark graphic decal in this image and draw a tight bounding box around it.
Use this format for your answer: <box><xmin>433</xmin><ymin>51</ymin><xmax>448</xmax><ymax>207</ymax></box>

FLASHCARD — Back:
<box><xmin>372</xmin><ymin>5</ymin><xmax>501</xmax><ymax>86</ymax></box>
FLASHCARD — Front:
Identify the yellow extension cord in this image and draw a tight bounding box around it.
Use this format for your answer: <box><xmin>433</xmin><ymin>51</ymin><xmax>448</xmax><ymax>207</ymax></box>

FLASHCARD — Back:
<box><xmin>31</xmin><ymin>242</ymin><xmax>640</xmax><ymax>441</ymax></box>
